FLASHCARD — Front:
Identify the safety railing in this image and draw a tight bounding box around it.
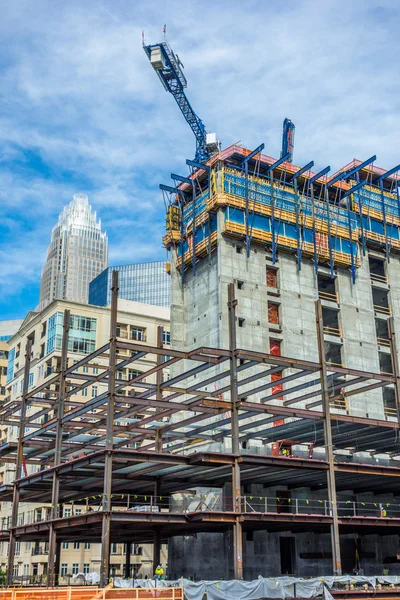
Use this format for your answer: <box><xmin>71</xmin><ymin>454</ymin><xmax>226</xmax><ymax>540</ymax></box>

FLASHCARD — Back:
<box><xmin>241</xmin><ymin>496</ymin><xmax>400</xmax><ymax>518</ymax></box>
<box><xmin>330</xmin><ymin>396</ymin><xmax>348</xmax><ymax>411</ymax></box>
<box><xmin>377</xmin><ymin>336</ymin><xmax>391</xmax><ymax>347</ymax></box>
<box><xmin>370</xmin><ymin>272</ymin><xmax>388</xmax><ymax>284</ymax></box>
<box><xmin>323</xmin><ymin>325</ymin><xmax>341</xmax><ymax>337</ymax></box>
<box><xmin>8</xmin><ymin>494</ymin><xmax>400</xmax><ymax>530</ymax></box>
<box><xmin>384</xmin><ymin>405</ymin><xmax>397</xmax><ymax>418</ymax></box>
<box><xmin>0</xmin><ymin>587</ymin><xmax>99</xmax><ymax>598</ymax></box>
<box><xmin>318</xmin><ymin>291</ymin><xmax>338</xmax><ymax>303</ymax></box>
<box><xmin>374</xmin><ymin>304</ymin><xmax>391</xmax><ymax>315</ymax></box>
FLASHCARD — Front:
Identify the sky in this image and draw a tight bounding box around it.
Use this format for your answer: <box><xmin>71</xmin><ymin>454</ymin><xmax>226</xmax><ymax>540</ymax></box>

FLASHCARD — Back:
<box><xmin>1</xmin><ymin>0</ymin><xmax>400</xmax><ymax>320</ymax></box>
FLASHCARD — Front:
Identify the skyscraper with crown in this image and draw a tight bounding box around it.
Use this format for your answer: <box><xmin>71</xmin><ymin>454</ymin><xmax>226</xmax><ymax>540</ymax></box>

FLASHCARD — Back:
<box><xmin>39</xmin><ymin>193</ymin><xmax>108</xmax><ymax>310</ymax></box>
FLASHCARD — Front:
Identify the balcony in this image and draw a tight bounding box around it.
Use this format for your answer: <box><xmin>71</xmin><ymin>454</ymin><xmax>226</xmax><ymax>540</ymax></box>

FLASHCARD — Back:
<box><xmin>31</xmin><ymin>547</ymin><xmax>48</xmax><ymax>556</ymax></box>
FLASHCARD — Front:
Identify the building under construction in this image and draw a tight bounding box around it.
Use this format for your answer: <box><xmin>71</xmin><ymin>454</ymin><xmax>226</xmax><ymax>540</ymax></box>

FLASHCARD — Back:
<box><xmin>2</xmin><ymin>38</ymin><xmax>400</xmax><ymax>588</ymax></box>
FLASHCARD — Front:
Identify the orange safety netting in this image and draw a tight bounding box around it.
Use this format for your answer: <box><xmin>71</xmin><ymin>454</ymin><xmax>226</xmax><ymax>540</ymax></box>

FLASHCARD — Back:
<box><xmin>266</xmin><ymin>268</ymin><xmax>277</xmax><ymax>288</ymax></box>
<box><xmin>268</xmin><ymin>303</ymin><xmax>279</xmax><ymax>324</ymax></box>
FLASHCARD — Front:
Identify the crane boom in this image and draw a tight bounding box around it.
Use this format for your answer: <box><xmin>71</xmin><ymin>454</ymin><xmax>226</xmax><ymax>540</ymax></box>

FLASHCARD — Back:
<box><xmin>143</xmin><ymin>40</ymin><xmax>213</xmax><ymax>163</ymax></box>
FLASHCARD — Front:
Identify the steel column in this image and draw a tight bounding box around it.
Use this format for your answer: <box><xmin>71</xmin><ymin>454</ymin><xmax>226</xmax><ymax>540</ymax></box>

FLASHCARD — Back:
<box><xmin>124</xmin><ymin>542</ymin><xmax>131</xmax><ymax>578</ymax></box>
<box><xmin>100</xmin><ymin>270</ymin><xmax>119</xmax><ymax>587</ymax></box>
<box><xmin>48</xmin><ymin>310</ymin><xmax>70</xmax><ymax>587</ymax></box>
<box><xmin>54</xmin><ymin>539</ymin><xmax>61</xmax><ymax>585</ymax></box>
<box><xmin>388</xmin><ymin>317</ymin><xmax>400</xmax><ymax>424</ymax></box>
<box><xmin>153</xmin><ymin>478</ymin><xmax>161</xmax><ymax>574</ymax></box>
<box><xmin>7</xmin><ymin>338</ymin><xmax>32</xmax><ymax>585</ymax></box>
<box><xmin>228</xmin><ymin>283</ymin><xmax>243</xmax><ymax>579</ymax></box>
<box><xmin>155</xmin><ymin>326</ymin><xmax>164</xmax><ymax>453</ymax></box>
<box><xmin>315</xmin><ymin>300</ymin><xmax>342</xmax><ymax>575</ymax></box>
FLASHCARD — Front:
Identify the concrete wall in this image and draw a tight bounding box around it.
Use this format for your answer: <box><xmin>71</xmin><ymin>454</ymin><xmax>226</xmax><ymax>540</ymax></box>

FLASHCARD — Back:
<box><xmin>168</xmin><ymin>209</ymin><xmax>400</xmax><ymax>578</ymax></box>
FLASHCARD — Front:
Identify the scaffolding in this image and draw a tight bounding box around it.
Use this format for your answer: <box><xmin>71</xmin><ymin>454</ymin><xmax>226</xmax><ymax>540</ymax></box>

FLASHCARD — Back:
<box><xmin>164</xmin><ymin>147</ymin><xmax>400</xmax><ymax>282</ymax></box>
<box><xmin>1</xmin><ymin>273</ymin><xmax>400</xmax><ymax>586</ymax></box>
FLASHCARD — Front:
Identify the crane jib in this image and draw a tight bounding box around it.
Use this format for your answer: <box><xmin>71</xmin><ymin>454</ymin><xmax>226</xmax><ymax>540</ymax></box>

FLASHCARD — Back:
<box><xmin>144</xmin><ymin>40</ymin><xmax>209</xmax><ymax>163</ymax></box>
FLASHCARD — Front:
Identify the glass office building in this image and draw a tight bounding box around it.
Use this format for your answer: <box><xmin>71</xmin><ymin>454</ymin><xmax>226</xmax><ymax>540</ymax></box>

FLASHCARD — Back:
<box><xmin>89</xmin><ymin>261</ymin><xmax>170</xmax><ymax>308</ymax></box>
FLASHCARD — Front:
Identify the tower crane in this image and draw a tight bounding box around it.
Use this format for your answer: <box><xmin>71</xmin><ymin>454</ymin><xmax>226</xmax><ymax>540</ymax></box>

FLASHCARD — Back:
<box><xmin>143</xmin><ymin>34</ymin><xmax>219</xmax><ymax>163</ymax></box>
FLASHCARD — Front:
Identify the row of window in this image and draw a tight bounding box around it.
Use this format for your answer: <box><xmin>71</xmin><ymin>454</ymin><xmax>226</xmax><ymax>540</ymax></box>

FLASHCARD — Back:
<box><xmin>62</xmin><ymin>541</ymin><xmax>91</xmax><ymax>550</ymax></box>
<box><xmin>61</xmin><ymin>563</ymin><xmax>91</xmax><ymax>576</ymax></box>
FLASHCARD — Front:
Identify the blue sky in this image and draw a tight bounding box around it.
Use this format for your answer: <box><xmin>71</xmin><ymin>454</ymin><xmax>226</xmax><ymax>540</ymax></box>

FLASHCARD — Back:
<box><xmin>1</xmin><ymin>0</ymin><xmax>400</xmax><ymax>320</ymax></box>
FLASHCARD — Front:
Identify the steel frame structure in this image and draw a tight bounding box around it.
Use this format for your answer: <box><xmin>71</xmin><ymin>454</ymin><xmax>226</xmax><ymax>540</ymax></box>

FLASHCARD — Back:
<box><xmin>2</xmin><ymin>273</ymin><xmax>400</xmax><ymax>585</ymax></box>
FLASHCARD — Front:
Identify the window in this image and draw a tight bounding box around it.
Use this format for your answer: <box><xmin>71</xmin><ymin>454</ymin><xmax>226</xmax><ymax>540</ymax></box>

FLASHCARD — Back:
<box><xmin>64</xmin><ymin>508</ymin><xmax>71</xmax><ymax>518</ymax></box>
<box><xmin>72</xmin><ymin>563</ymin><xmax>79</xmax><ymax>575</ymax></box>
<box><xmin>238</xmin><ymin>318</ymin><xmax>245</xmax><ymax>328</ymax></box>
<box><xmin>111</xmin><ymin>543</ymin><xmax>118</xmax><ymax>554</ymax></box>
<box><xmin>128</xmin><ymin>369</ymin><xmax>141</xmax><ymax>380</ymax></box>
<box><xmin>84</xmin><ymin>542</ymin><xmax>91</xmax><ymax>550</ymax></box>
<box><xmin>91</xmin><ymin>386</ymin><xmax>97</xmax><ymax>398</ymax></box>
<box><xmin>15</xmin><ymin>542</ymin><xmax>20</xmax><ymax>556</ymax></box>
<box><xmin>83</xmin><ymin>366</ymin><xmax>88</xmax><ymax>373</ymax></box>
<box><xmin>82</xmin><ymin>387</ymin><xmax>88</xmax><ymax>397</ymax></box>
<box><xmin>32</xmin><ymin>564</ymin><xmax>38</xmax><ymax>576</ymax></box>
<box><xmin>61</xmin><ymin>564</ymin><xmax>68</xmax><ymax>577</ymax></box>
<box><xmin>62</xmin><ymin>542</ymin><xmax>69</xmax><ymax>550</ymax></box>
<box><xmin>163</xmin><ymin>331</ymin><xmax>171</xmax><ymax>345</ymax></box>
<box><xmin>236</xmin><ymin>245</ymin><xmax>243</xmax><ymax>254</ymax></box>
<box><xmin>13</xmin><ymin>565</ymin><xmax>19</xmax><ymax>576</ymax></box>
<box><xmin>73</xmin><ymin>542</ymin><xmax>80</xmax><ymax>550</ymax></box>
<box><xmin>75</xmin><ymin>508</ymin><xmax>82</xmax><ymax>515</ymax></box>
<box><xmin>83</xmin><ymin>563</ymin><xmax>90</xmax><ymax>575</ymax></box>
<box><xmin>23</xmin><ymin>564</ymin><xmax>29</xmax><ymax>576</ymax></box>
<box><xmin>131</xmin><ymin>327</ymin><xmax>146</xmax><ymax>342</ymax></box>
<box><xmin>237</xmin><ymin>280</ymin><xmax>244</xmax><ymax>290</ymax></box>
<box><xmin>93</xmin><ymin>367</ymin><xmax>98</xmax><ymax>375</ymax></box>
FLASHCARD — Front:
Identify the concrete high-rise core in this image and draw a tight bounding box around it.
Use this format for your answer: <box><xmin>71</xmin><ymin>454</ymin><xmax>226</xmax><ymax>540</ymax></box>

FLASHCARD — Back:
<box><xmin>39</xmin><ymin>194</ymin><xmax>108</xmax><ymax>310</ymax></box>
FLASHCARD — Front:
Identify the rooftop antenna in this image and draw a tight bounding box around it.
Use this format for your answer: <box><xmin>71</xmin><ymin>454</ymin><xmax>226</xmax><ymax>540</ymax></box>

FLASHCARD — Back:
<box><xmin>163</xmin><ymin>24</ymin><xmax>167</xmax><ymax>41</ymax></box>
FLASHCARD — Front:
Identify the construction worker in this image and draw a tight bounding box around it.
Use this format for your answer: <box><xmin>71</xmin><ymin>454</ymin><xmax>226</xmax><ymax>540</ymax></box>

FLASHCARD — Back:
<box><xmin>154</xmin><ymin>565</ymin><xmax>164</xmax><ymax>580</ymax></box>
